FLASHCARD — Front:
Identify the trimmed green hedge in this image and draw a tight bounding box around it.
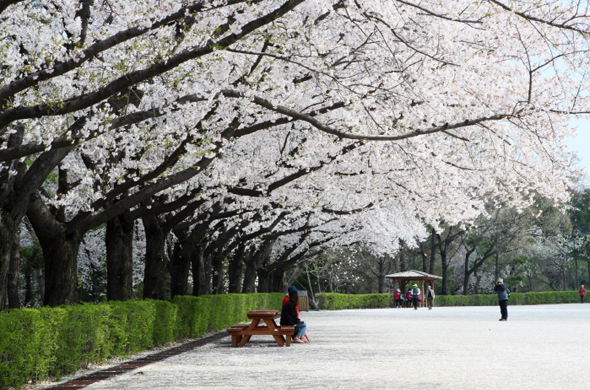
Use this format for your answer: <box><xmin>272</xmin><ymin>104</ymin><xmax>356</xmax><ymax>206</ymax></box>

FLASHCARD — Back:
<box><xmin>316</xmin><ymin>290</ymin><xmax>582</xmax><ymax>310</ymax></box>
<box><xmin>316</xmin><ymin>293</ymin><xmax>394</xmax><ymax>310</ymax></box>
<box><xmin>0</xmin><ymin>293</ymin><xmax>283</xmax><ymax>389</ymax></box>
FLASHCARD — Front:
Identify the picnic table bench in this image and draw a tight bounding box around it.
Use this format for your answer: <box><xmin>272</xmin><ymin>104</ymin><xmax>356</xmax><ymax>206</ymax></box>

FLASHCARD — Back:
<box><xmin>227</xmin><ymin>310</ymin><xmax>295</xmax><ymax>347</ymax></box>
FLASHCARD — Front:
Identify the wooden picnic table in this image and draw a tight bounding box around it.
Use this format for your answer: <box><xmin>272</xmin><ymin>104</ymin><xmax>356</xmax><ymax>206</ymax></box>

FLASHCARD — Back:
<box><xmin>227</xmin><ymin>310</ymin><xmax>295</xmax><ymax>347</ymax></box>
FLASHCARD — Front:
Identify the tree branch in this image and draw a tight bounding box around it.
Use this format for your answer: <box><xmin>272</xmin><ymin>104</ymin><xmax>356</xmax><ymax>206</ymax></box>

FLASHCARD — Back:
<box><xmin>489</xmin><ymin>0</ymin><xmax>590</xmax><ymax>35</ymax></box>
<box><xmin>0</xmin><ymin>0</ymin><xmax>305</xmax><ymax>131</ymax></box>
<box><xmin>221</xmin><ymin>89</ymin><xmax>508</xmax><ymax>141</ymax></box>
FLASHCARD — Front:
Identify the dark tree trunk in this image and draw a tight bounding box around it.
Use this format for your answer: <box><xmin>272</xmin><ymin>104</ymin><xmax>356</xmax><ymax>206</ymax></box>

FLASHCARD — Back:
<box><xmin>35</xmin><ymin>269</ymin><xmax>45</xmax><ymax>303</ymax></box>
<box><xmin>495</xmin><ymin>252</ymin><xmax>499</xmax><ymax>282</ymax></box>
<box><xmin>462</xmin><ymin>249</ymin><xmax>476</xmax><ymax>296</ymax></box>
<box><xmin>242</xmin><ymin>240</ymin><xmax>275</xmax><ymax>293</ymax></box>
<box><xmin>419</xmin><ymin>242</ymin><xmax>427</xmax><ymax>272</ymax></box>
<box><xmin>377</xmin><ymin>257</ymin><xmax>386</xmax><ymax>293</ymax></box>
<box><xmin>0</xmin><ymin>125</ymin><xmax>75</xmax><ymax>308</ymax></box>
<box><xmin>0</xmin><ymin>126</ymin><xmax>26</xmax><ymax>310</ymax></box>
<box><xmin>429</xmin><ymin>228</ymin><xmax>437</xmax><ymax>275</ymax></box>
<box><xmin>399</xmin><ymin>248</ymin><xmax>406</xmax><ymax>272</ymax></box>
<box><xmin>463</xmin><ymin>268</ymin><xmax>470</xmax><ymax>295</ymax></box>
<box><xmin>168</xmin><ymin>227</ymin><xmax>192</xmax><ymax>298</ymax></box>
<box><xmin>227</xmin><ymin>245</ymin><xmax>245</xmax><ymax>293</ymax></box>
<box><xmin>573</xmin><ymin>248</ymin><xmax>580</xmax><ymax>288</ymax></box>
<box><xmin>106</xmin><ymin>214</ymin><xmax>134</xmax><ymax>301</ymax></box>
<box><xmin>27</xmin><ymin>194</ymin><xmax>81</xmax><ymax>307</ymax></box>
<box><xmin>257</xmin><ymin>268</ymin><xmax>270</xmax><ymax>293</ymax></box>
<box><xmin>142</xmin><ymin>214</ymin><xmax>167</xmax><ymax>300</ymax></box>
<box><xmin>242</xmin><ymin>258</ymin><xmax>258</xmax><ymax>293</ymax></box>
<box><xmin>169</xmin><ymin>257</ymin><xmax>191</xmax><ymax>297</ymax></box>
<box><xmin>437</xmin><ymin>228</ymin><xmax>464</xmax><ymax>296</ymax></box>
<box><xmin>271</xmin><ymin>269</ymin><xmax>285</xmax><ymax>292</ymax></box>
<box><xmin>42</xmin><ymin>234</ymin><xmax>81</xmax><ymax>307</ymax></box>
<box><xmin>169</xmin><ymin>222</ymin><xmax>211</xmax><ymax>298</ymax></box>
<box><xmin>440</xmin><ymin>250</ymin><xmax>449</xmax><ymax>295</ymax></box>
<box><xmin>169</xmin><ymin>244</ymin><xmax>191</xmax><ymax>298</ymax></box>
<box><xmin>260</xmin><ymin>265</ymin><xmax>288</xmax><ymax>293</ymax></box>
<box><xmin>192</xmin><ymin>245</ymin><xmax>210</xmax><ymax>296</ymax></box>
<box><xmin>211</xmin><ymin>251</ymin><xmax>226</xmax><ymax>295</ymax></box>
<box><xmin>258</xmin><ymin>265</ymin><xmax>286</xmax><ymax>293</ymax></box>
<box><xmin>474</xmin><ymin>270</ymin><xmax>482</xmax><ymax>294</ymax></box>
<box><xmin>7</xmin><ymin>225</ymin><xmax>21</xmax><ymax>309</ymax></box>
<box><xmin>1</xmin><ymin>124</ymin><xmax>78</xmax><ymax>308</ymax></box>
<box><xmin>24</xmin><ymin>272</ymin><xmax>33</xmax><ymax>304</ymax></box>
<box><xmin>87</xmin><ymin>262</ymin><xmax>104</xmax><ymax>303</ymax></box>
<box><xmin>0</xmin><ymin>216</ymin><xmax>18</xmax><ymax>310</ymax></box>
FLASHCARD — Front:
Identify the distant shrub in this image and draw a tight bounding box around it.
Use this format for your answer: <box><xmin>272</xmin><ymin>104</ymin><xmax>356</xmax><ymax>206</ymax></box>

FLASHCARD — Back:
<box><xmin>317</xmin><ymin>290</ymin><xmax>581</xmax><ymax>310</ymax></box>
<box><xmin>316</xmin><ymin>293</ymin><xmax>394</xmax><ymax>310</ymax></box>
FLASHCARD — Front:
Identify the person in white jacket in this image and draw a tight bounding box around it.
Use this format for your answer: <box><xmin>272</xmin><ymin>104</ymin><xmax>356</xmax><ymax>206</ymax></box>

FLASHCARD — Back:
<box><xmin>411</xmin><ymin>284</ymin><xmax>421</xmax><ymax>310</ymax></box>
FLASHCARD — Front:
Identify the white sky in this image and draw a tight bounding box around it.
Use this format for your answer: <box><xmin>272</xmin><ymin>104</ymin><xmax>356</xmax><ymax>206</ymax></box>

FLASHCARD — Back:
<box><xmin>565</xmin><ymin>119</ymin><xmax>590</xmax><ymax>187</ymax></box>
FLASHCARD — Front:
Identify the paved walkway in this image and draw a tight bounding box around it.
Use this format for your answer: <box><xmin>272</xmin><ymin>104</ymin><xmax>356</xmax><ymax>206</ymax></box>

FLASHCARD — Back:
<box><xmin>59</xmin><ymin>304</ymin><xmax>590</xmax><ymax>389</ymax></box>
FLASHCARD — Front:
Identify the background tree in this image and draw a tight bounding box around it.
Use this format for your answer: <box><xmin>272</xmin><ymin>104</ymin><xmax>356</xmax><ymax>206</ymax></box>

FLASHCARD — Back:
<box><xmin>568</xmin><ymin>189</ymin><xmax>590</xmax><ymax>285</ymax></box>
<box><xmin>459</xmin><ymin>207</ymin><xmax>530</xmax><ymax>295</ymax></box>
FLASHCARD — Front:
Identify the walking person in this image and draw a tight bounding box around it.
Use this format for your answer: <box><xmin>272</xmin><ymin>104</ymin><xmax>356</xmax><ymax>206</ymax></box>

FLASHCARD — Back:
<box><xmin>426</xmin><ymin>285</ymin><xmax>435</xmax><ymax>310</ymax></box>
<box><xmin>579</xmin><ymin>284</ymin><xmax>586</xmax><ymax>303</ymax></box>
<box><xmin>411</xmin><ymin>284</ymin><xmax>421</xmax><ymax>310</ymax></box>
<box><xmin>406</xmin><ymin>290</ymin><xmax>413</xmax><ymax>308</ymax></box>
<box><xmin>494</xmin><ymin>278</ymin><xmax>509</xmax><ymax>321</ymax></box>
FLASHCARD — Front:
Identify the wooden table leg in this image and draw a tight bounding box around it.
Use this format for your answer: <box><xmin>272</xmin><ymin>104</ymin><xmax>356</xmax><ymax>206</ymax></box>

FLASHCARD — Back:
<box><xmin>272</xmin><ymin>335</ymin><xmax>285</xmax><ymax>347</ymax></box>
<box><xmin>231</xmin><ymin>335</ymin><xmax>241</xmax><ymax>347</ymax></box>
<box><xmin>238</xmin><ymin>334</ymin><xmax>252</xmax><ymax>347</ymax></box>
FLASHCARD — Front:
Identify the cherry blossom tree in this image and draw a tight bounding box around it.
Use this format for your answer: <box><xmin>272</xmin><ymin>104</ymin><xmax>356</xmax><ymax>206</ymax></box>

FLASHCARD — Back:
<box><xmin>2</xmin><ymin>0</ymin><xmax>590</xmax><ymax>306</ymax></box>
<box><xmin>0</xmin><ymin>0</ymin><xmax>308</xmax><ymax>306</ymax></box>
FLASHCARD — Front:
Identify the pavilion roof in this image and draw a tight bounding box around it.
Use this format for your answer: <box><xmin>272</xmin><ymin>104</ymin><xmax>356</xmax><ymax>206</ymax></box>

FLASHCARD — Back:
<box><xmin>385</xmin><ymin>270</ymin><xmax>442</xmax><ymax>280</ymax></box>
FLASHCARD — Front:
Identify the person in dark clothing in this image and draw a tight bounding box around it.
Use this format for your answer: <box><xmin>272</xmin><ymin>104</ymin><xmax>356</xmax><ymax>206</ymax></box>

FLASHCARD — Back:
<box><xmin>405</xmin><ymin>290</ymin><xmax>413</xmax><ymax>308</ymax></box>
<box><xmin>494</xmin><ymin>278</ymin><xmax>509</xmax><ymax>321</ymax></box>
<box><xmin>426</xmin><ymin>285</ymin><xmax>435</xmax><ymax>310</ymax></box>
<box><xmin>282</xmin><ymin>285</ymin><xmax>300</xmax><ymax>316</ymax></box>
<box><xmin>280</xmin><ymin>289</ymin><xmax>308</xmax><ymax>343</ymax></box>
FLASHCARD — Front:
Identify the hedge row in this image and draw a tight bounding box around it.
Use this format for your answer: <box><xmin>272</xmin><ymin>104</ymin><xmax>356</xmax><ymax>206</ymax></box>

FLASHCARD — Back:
<box><xmin>0</xmin><ymin>293</ymin><xmax>283</xmax><ymax>389</ymax></box>
<box><xmin>315</xmin><ymin>293</ymin><xmax>394</xmax><ymax>310</ymax></box>
<box><xmin>316</xmin><ymin>290</ymin><xmax>582</xmax><ymax>310</ymax></box>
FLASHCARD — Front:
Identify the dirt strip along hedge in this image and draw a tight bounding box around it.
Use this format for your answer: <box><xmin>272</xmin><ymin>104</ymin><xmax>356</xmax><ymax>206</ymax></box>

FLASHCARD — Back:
<box><xmin>0</xmin><ymin>293</ymin><xmax>283</xmax><ymax>389</ymax></box>
<box><xmin>316</xmin><ymin>290</ymin><xmax>582</xmax><ymax>310</ymax></box>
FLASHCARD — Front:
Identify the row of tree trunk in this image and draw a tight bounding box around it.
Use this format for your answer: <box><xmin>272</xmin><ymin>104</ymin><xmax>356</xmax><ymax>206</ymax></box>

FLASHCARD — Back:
<box><xmin>2</xmin><ymin>204</ymin><xmax>306</xmax><ymax>309</ymax></box>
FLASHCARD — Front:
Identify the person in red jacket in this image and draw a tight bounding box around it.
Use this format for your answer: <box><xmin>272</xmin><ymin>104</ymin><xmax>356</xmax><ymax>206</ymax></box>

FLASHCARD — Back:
<box><xmin>579</xmin><ymin>284</ymin><xmax>586</xmax><ymax>304</ymax></box>
<box><xmin>394</xmin><ymin>289</ymin><xmax>402</xmax><ymax>308</ymax></box>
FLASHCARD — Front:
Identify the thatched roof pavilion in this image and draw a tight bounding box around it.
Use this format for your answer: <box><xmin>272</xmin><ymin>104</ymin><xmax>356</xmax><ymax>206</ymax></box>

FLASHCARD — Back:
<box><xmin>385</xmin><ymin>270</ymin><xmax>443</xmax><ymax>307</ymax></box>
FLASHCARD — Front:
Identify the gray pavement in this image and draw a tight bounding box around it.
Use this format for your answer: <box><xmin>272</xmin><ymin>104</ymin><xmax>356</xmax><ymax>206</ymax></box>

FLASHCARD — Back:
<box><xmin>84</xmin><ymin>304</ymin><xmax>589</xmax><ymax>390</ymax></box>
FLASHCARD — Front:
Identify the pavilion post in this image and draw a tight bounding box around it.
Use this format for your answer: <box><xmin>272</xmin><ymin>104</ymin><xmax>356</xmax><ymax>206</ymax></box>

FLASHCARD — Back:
<box><xmin>421</xmin><ymin>280</ymin><xmax>425</xmax><ymax>308</ymax></box>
